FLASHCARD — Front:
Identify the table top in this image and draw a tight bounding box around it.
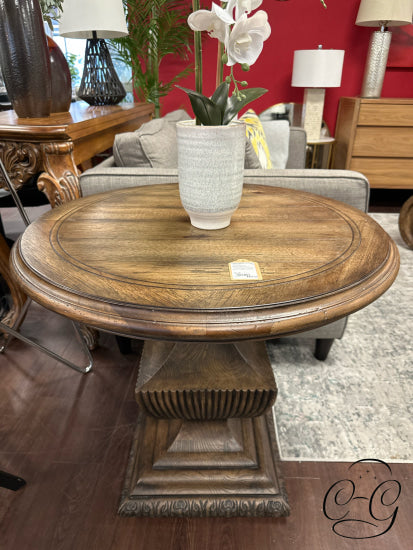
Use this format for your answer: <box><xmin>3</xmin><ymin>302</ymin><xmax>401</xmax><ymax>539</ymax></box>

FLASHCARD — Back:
<box><xmin>307</xmin><ymin>137</ymin><xmax>335</xmax><ymax>145</ymax></box>
<box><xmin>11</xmin><ymin>184</ymin><xmax>399</xmax><ymax>342</ymax></box>
<box><xmin>0</xmin><ymin>102</ymin><xmax>154</xmax><ymax>140</ymax></box>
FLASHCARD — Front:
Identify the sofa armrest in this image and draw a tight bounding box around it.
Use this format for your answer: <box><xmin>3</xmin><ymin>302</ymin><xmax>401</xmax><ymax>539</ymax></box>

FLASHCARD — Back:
<box><xmin>80</xmin><ymin>164</ymin><xmax>369</xmax><ymax>213</ymax></box>
<box><xmin>243</xmin><ymin>169</ymin><xmax>370</xmax><ymax>212</ymax></box>
<box><xmin>80</xmin><ymin>166</ymin><xmax>179</xmax><ymax>196</ymax></box>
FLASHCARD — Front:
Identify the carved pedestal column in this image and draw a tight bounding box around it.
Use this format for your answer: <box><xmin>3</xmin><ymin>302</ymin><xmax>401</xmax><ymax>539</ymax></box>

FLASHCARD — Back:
<box><xmin>119</xmin><ymin>340</ymin><xmax>289</xmax><ymax>518</ymax></box>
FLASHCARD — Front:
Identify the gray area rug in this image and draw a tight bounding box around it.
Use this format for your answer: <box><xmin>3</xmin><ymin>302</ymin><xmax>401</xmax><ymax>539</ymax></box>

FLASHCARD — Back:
<box><xmin>268</xmin><ymin>213</ymin><xmax>412</xmax><ymax>463</ymax></box>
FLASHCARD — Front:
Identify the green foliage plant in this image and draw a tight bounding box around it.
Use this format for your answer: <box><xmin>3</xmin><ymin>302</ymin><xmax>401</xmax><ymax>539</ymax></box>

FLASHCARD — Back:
<box><xmin>38</xmin><ymin>0</ymin><xmax>63</xmax><ymax>32</ymax></box>
<box><xmin>109</xmin><ymin>0</ymin><xmax>193</xmax><ymax>118</ymax></box>
<box><xmin>65</xmin><ymin>52</ymin><xmax>79</xmax><ymax>84</ymax></box>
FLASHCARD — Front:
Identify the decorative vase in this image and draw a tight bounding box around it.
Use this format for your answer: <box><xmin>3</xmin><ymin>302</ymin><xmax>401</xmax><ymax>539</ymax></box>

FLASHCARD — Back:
<box><xmin>47</xmin><ymin>36</ymin><xmax>72</xmax><ymax>113</ymax></box>
<box><xmin>176</xmin><ymin>120</ymin><xmax>246</xmax><ymax>230</ymax></box>
<box><xmin>0</xmin><ymin>0</ymin><xmax>51</xmax><ymax>118</ymax></box>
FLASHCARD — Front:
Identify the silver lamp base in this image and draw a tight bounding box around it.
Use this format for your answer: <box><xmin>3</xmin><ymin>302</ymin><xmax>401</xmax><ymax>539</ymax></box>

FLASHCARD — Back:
<box><xmin>361</xmin><ymin>30</ymin><xmax>392</xmax><ymax>98</ymax></box>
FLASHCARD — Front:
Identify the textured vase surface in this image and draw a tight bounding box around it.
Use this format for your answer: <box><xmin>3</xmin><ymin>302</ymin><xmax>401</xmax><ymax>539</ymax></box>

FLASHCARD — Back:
<box><xmin>0</xmin><ymin>0</ymin><xmax>51</xmax><ymax>118</ymax></box>
<box><xmin>47</xmin><ymin>36</ymin><xmax>72</xmax><ymax>113</ymax></box>
<box><xmin>176</xmin><ymin>121</ymin><xmax>246</xmax><ymax>230</ymax></box>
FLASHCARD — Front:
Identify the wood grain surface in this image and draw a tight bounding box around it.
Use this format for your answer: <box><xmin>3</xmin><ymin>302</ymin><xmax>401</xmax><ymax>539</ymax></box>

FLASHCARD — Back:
<box><xmin>0</xmin><ymin>102</ymin><xmax>153</xmax><ymax>143</ymax></box>
<box><xmin>11</xmin><ymin>183</ymin><xmax>399</xmax><ymax>342</ymax></box>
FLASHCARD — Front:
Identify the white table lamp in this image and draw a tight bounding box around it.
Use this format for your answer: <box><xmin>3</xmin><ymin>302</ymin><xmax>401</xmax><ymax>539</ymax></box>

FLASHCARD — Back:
<box><xmin>291</xmin><ymin>46</ymin><xmax>344</xmax><ymax>141</ymax></box>
<box><xmin>59</xmin><ymin>0</ymin><xmax>128</xmax><ymax>106</ymax></box>
<box><xmin>356</xmin><ymin>0</ymin><xmax>413</xmax><ymax>98</ymax></box>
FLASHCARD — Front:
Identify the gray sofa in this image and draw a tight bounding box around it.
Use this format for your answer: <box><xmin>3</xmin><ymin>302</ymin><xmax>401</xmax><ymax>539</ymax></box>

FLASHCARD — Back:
<box><xmin>79</xmin><ymin>112</ymin><xmax>370</xmax><ymax>360</ymax></box>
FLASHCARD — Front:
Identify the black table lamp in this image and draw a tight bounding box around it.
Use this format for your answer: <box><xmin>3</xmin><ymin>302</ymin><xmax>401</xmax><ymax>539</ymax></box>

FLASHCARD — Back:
<box><xmin>59</xmin><ymin>0</ymin><xmax>128</xmax><ymax>106</ymax></box>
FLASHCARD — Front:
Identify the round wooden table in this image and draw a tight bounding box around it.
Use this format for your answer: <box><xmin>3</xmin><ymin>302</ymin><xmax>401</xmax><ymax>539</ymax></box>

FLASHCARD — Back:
<box><xmin>11</xmin><ymin>184</ymin><xmax>399</xmax><ymax>518</ymax></box>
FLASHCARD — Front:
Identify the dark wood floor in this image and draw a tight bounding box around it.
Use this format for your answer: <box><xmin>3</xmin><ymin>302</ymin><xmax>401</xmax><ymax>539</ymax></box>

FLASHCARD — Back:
<box><xmin>0</xmin><ymin>304</ymin><xmax>411</xmax><ymax>550</ymax></box>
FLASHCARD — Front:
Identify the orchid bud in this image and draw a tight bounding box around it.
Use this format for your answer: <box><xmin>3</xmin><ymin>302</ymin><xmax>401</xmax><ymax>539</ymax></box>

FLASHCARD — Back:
<box><xmin>241</xmin><ymin>63</ymin><xmax>250</xmax><ymax>72</ymax></box>
<box><xmin>221</xmin><ymin>52</ymin><xmax>228</xmax><ymax>64</ymax></box>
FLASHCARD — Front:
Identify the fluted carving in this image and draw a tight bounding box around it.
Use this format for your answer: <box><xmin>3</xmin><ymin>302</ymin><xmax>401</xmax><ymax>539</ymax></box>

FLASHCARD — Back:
<box><xmin>136</xmin><ymin>341</ymin><xmax>277</xmax><ymax>420</ymax></box>
<box><xmin>137</xmin><ymin>387</ymin><xmax>276</xmax><ymax>420</ymax></box>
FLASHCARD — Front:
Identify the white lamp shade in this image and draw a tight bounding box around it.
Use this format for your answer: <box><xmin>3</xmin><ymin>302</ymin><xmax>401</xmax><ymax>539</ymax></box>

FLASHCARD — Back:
<box><xmin>59</xmin><ymin>0</ymin><xmax>128</xmax><ymax>38</ymax></box>
<box><xmin>356</xmin><ymin>0</ymin><xmax>413</xmax><ymax>27</ymax></box>
<box><xmin>291</xmin><ymin>49</ymin><xmax>345</xmax><ymax>88</ymax></box>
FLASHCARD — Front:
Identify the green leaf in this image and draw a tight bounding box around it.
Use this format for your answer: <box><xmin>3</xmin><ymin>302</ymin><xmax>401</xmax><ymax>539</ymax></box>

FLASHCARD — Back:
<box><xmin>223</xmin><ymin>88</ymin><xmax>268</xmax><ymax>125</ymax></box>
<box><xmin>211</xmin><ymin>82</ymin><xmax>229</xmax><ymax>123</ymax></box>
<box><xmin>176</xmin><ymin>86</ymin><xmax>222</xmax><ymax>126</ymax></box>
<box><xmin>108</xmin><ymin>0</ymin><xmax>193</xmax><ymax>112</ymax></box>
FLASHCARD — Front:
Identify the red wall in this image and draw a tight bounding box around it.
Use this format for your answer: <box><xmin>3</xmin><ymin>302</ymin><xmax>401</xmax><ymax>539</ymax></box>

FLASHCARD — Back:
<box><xmin>159</xmin><ymin>0</ymin><xmax>413</xmax><ymax>134</ymax></box>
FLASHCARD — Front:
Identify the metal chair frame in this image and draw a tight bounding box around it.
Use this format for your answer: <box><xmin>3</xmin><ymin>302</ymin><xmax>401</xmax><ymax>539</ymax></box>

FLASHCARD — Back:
<box><xmin>0</xmin><ymin>159</ymin><xmax>93</xmax><ymax>374</ymax></box>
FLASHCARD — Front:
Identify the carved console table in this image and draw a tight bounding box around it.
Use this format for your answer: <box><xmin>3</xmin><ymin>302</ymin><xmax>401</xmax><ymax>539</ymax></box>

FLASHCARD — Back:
<box><xmin>0</xmin><ymin>101</ymin><xmax>154</xmax><ymax>206</ymax></box>
<box><xmin>0</xmin><ymin>101</ymin><xmax>153</xmax><ymax>336</ymax></box>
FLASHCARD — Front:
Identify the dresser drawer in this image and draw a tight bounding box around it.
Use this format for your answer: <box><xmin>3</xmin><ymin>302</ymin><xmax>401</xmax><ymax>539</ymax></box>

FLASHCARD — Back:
<box><xmin>334</xmin><ymin>97</ymin><xmax>413</xmax><ymax>189</ymax></box>
<box><xmin>350</xmin><ymin>158</ymin><xmax>413</xmax><ymax>189</ymax></box>
<box><xmin>358</xmin><ymin>103</ymin><xmax>413</xmax><ymax>126</ymax></box>
<box><xmin>352</xmin><ymin>127</ymin><xmax>413</xmax><ymax>157</ymax></box>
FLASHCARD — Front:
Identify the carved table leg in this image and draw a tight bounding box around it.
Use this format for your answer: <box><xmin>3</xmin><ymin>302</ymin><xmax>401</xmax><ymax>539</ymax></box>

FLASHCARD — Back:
<box><xmin>37</xmin><ymin>143</ymin><xmax>99</xmax><ymax>350</ymax></box>
<box><xmin>76</xmin><ymin>323</ymin><xmax>99</xmax><ymax>351</ymax></box>
<box><xmin>0</xmin><ymin>139</ymin><xmax>95</xmax><ymax>349</ymax></box>
<box><xmin>0</xmin><ymin>233</ymin><xmax>27</xmax><ymax>348</ymax></box>
<box><xmin>119</xmin><ymin>341</ymin><xmax>289</xmax><ymax>518</ymax></box>
<box><xmin>37</xmin><ymin>142</ymin><xmax>81</xmax><ymax>208</ymax></box>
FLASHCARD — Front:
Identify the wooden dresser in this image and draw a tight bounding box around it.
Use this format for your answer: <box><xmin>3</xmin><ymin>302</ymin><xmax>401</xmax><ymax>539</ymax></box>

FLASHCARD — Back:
<box><xmin>333</xmin><ymin>97</ymin><xmax>413</xmax><ymax>189</ymax></box>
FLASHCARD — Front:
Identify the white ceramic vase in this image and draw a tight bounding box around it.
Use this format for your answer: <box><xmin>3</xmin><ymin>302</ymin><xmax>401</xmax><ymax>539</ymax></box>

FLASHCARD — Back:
<box><xmin>176</xmin><ymin>120</ymin><xmax>246</xmax><ymax>230</ymax></box>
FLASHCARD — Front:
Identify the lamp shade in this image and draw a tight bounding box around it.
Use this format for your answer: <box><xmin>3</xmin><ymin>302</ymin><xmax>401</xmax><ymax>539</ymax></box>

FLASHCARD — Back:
<box><xmin>356</xmin><ymin>0</ymin><xmax>413</xmax><ymax>27</ymax></box>
<box><xmin>59</xmin><ymin>0</ymin><xmax>128</xmax><ymax>38</ymax></box>
<box><xmin>291</xmin><ymin>49</ymin><xmax>345</xmax><ymax>88</ymax></box>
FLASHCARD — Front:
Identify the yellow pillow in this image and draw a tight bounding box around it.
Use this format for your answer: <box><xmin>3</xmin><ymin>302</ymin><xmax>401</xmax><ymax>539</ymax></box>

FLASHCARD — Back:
<box><xmin>239</xmin><ymin>109</ymin><xmax>272</xmax><ymax>169</ymax></box>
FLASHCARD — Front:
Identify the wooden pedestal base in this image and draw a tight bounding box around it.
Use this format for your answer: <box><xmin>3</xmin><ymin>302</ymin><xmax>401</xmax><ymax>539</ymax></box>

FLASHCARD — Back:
<box><xmin>119</xmin><ymin>341</ymin><xmax>289</xmax><ymax>517</ymax></box>
<box><xmin>119</xmin><ymin>410</ymin><xmax>288</xmax><ymax>517</ymax></box>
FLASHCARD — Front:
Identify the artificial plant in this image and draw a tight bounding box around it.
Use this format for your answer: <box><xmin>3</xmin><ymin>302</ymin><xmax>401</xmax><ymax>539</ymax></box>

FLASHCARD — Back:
<box><xmin>38</xmin><ymin>0</ymin><xmax>63</xmax><ymax>31</ymax></box>
<box><xmin>179</xmin><ymin>0</ymin><xmax>328</xmax><ymax>125</ymax></box>
<box><xmin>109</xmin><ymin>0</ymin><xmax>193</xmax><ymax>118</ymax></box>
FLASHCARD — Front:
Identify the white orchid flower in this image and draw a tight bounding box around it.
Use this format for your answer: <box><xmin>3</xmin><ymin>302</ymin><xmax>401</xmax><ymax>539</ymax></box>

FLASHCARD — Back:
<box><xmin>188</xmin><ymin>3</ymin><xmax>235</xmax><ymax>44</ymax></box>
<box><xmin>227</xmin><ymin>0</ymin><xmax>263</xmax><ymax>20</ymax></box>
<box><xmin>226</xmin><ymin>11</ymin><xmax>271</xmax><ymax>67</ymax></box>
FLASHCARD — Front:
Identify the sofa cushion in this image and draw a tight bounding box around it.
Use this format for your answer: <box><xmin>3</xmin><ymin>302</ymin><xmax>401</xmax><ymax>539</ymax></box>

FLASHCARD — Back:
<box><xmin>239</xmin><ymin>109</ymin><xmax>272</xmax><ymax>169</ymax></box>
<box><xmin>113</xmin><ymin>108</ymin><xmax>263</xmax><ymax>170</ymax></box>
<box><xmin>244</xmin><ymin>140</ymin><xmax>262</xmax><ymax>169</ymax></box>
<box><xmin>260</xmin><ymin>119</ymin><xmax>290</xmax><ymax>169</ymax></box>
<box><xmin>113</xmin><ymin>109</ymin><xmax>190</xmax><ymax>169</ymax></box>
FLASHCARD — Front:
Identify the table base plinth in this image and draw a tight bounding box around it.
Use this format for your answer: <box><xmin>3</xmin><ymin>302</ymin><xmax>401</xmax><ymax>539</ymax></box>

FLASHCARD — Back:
<box><xmin>119</xmin><ymin>340</ymin><xmax>289</xmax><ymax>517</ymax></box>
<box><xmin>118</xmin><ymin>410</ymin><xmax>289</xmax><ymax>517</ymax></box>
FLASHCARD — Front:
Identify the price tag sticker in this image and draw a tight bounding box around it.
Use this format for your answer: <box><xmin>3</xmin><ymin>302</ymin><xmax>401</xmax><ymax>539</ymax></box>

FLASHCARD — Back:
<box><xmin>229</xmin><ymin>259</ymin><xmax>262</xmax><ymax>281</ymax></box>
